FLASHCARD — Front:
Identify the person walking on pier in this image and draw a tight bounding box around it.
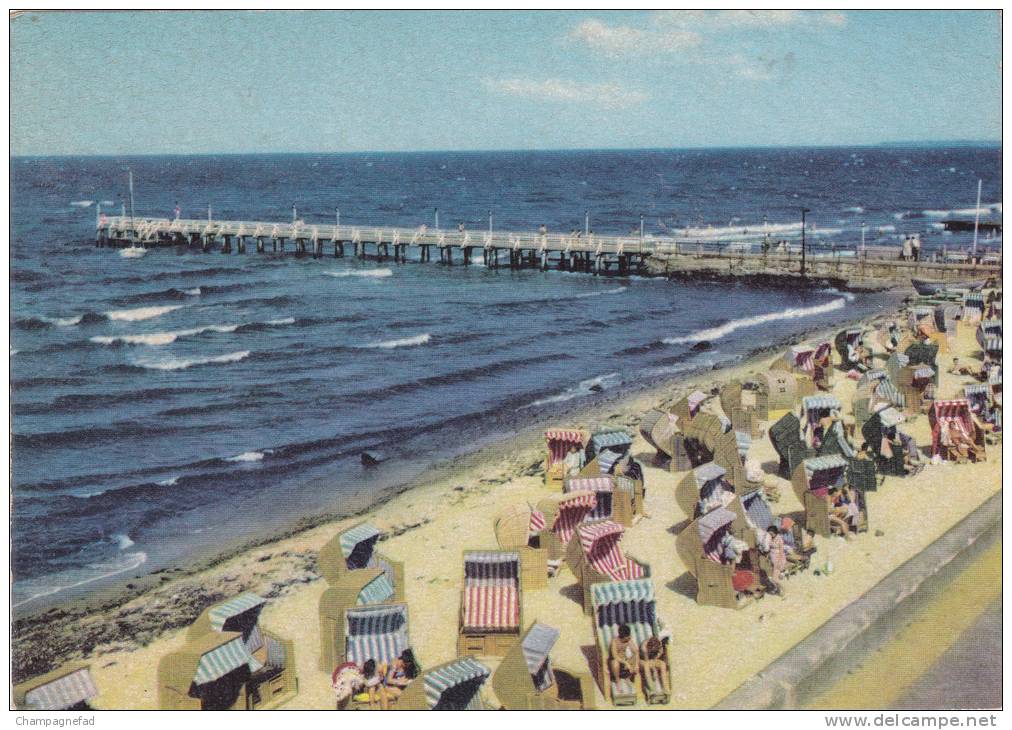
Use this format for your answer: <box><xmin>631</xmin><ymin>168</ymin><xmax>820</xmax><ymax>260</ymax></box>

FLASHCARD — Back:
<box><xmin>173</xmin><ymin>202</ymin><xmax>181</xmax><ymax>220</ymax></box>
<box><xmin>458</xmin><ymin>221</ymin><xmax>465</xmax><ymax>234</ymax></box>
<box><xmin>902</xmin><ymin>236</ymin><xmax>913</xmax><ymax>261</ymax></box>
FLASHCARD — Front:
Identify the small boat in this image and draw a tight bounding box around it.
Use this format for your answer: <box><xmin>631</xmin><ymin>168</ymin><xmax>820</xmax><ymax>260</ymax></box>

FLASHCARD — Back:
<box><xmin>911</xmin><ymin>278</ymin><xmax>987</xmax><ymax>296</ymax></box>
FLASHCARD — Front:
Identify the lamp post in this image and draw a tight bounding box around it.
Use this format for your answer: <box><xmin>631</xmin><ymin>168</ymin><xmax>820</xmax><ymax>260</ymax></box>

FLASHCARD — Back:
<box><xmin>434</xmin><ymin>208</ymin><xmax>439</xmax><ymax>231</ymax></box>
<box><xmin>800</xmin><ymin>207</ymin><xmax>811</xmax><ymax>278</ymax></box>
<box><xmin>488</xmin><ymin>209</ymin><xmax>493</xmax><ymax>234</ymax></box>
<box><xmin>585</xmin><ymin>210</ymin><xmax>589</xmax><ymax>236</ymax></box>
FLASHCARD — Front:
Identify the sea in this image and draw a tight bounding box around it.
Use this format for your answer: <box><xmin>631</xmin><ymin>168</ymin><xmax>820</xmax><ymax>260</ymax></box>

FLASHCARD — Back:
<box><xmin>10</xmin><ymin>145</ymin><xmax>1002</xmax><ymax>612</ymax></box>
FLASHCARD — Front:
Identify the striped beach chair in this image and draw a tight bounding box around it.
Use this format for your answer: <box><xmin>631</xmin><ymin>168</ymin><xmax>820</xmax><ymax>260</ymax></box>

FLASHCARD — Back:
<box><xmin>319</xmin><ymin>568</ymin><xmax>398</xmax><ymax>672</ymax></box>
<box><xmin>536</xmin><ymin>491</ymin><xmax>598</xmax><ymax>563</ymax></box>
<box><xmin>492</xmin><ymin>621</ymin><xmax>596</xmax><ymax>709</ymax></box>
<box><xmin>457</xmin><ymin>551</ymin><xmax>522</xmax><ymax>657</ymax></box>
<box><xmin>180</xmin><ymin>592</ymin><xmax>297</xmax><ymax>710</ymax></box>
<box><xmin>14</xmin><ymin>664</ymin><xmax>99</xmax><ymax>711</ymax></box>
<box><xmin>676</xmin><ymin>461</ymin><xmax>733</xmax><ymax>518</ymax></box>
<box><xmin>639</xmin><ymin>408</ymin><xmax>692</xmax><ymax>471</ymax></box>
<box><xmin>792</xmin><ymin>455</ymin><xmax>867</xmax><ymax>538</ymax></box>
<box><xmin>930</xmin><ymin>399</ymin><xmax>986</xmax><ymax>462</ymax></box>
<box><xmin>564</xmin><ymin>475</ymin><xmax>617</xmax><ymax>523</ymax></box>
<box><xmin>544</xmin><ymin>429</ymin><xmax>589</xmax><ymax>489</ymax></box>
<box><xmin>319</xmin><ymin>522</ymin><xmax>404</xmax><ymax>591</ymax></box>
<box><xmin>566</xmin><ymin>521</ymin><xmax>649</xmax><ymax>614</ymax></box>
<box><xmin>676</xmin><ymin>505</ymin><xmax>762</xmax><ymax>609</ymax></box>
<box><xmin>396</xmin><ymin>657</ymin><xmax>490</xmax><ymax>710</ymax></box>
<box><xmin>802</xmin><ymin>394</ymin><xmax>843</xmax><ymax>448</ymax></box>
<box><xmin>158</xmin><ymin>631</ymin><xmax>266</xmax><ymax>710</ymax></box>
<box><xmin>590</xmin><ymin>579</ymin><xmax>670</xmax><ymax>705</ymax></box>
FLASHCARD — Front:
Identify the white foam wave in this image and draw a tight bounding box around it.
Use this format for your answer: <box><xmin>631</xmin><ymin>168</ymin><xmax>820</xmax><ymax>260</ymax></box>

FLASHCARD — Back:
<box><xmin>120</xmin><ymin>247</ymin><xmax>148</xmax><ymax>258</ymax></box>
<box><xmin>266</xmin><ymin>317</ymin><xmax>296</xmax><ymax>326</ymax></box>
<box><xmin>134</xmin><ymin>350</ymin><xmax>250</xmax><ymax>371</ymax></box>
<box><xmin>226</xmin><ymin>451</ymin><xmax>264</xmax><ymax>463</ymax></box>
<box><xmin>923</xmin><ymin>204</ymin><xmax>1002</xmax><ymax>218</ymax></box>
<box><xmin>363</xmin><ymin>333</ymin><xmax>431</xmax><ymax>349</ymax></box>
<box><xmin>574</xmin><ymin>286</ymin><xmax>627</xmax><ymax>299</ymax></box>
<box><xmin>41</xmin><ymin>314</ymin><xmax>83</xmax><ymax>327</ymax></box>
<box><xmin>324</xmin><ymin>268</ymin><xmax>393</xmax><ymax>278</ymax></box>
<box><xmin>843</xmin><ymin>206</ymin><xmax>865</xmax><ymax>214</ymax></box>
<box><xmin>672</xmin><ymin>221</ymin><xmax>842</xmax><ymax>240</ymax></box>
<box><xmin>663</xmin><ymin>296</ymin><xmax>848</xmax><ymax>345</ymax></box>
<box><xmin>877</xmin><ymin>225</ymin><xmax>896</xmax><ymax>233</ymax></box>
<box><xmin>105</xmin><ymin>305</ymin><xmax>183</xmax><ymax>322</ymax></box>
<box><xmin>183</xmin><ymin>287</ymin><xmax>202</xmax><ymax>296</ymax></box>
<box><xmin>157</xmin><ymin>477</ymin><xmax>178</xmax><ymax>486</ymax></box>
<box><xmin>524</xmin><ymin>372</ymin><xmax>621</xmax><ymax>408</ymax></box>
<box><xmin>100</xmin><ymin>200</ymin><xmax>115</xmax><ymax>206</ymax></box>
<box><xmin>70</xmin><ymin>200</ymin><xmax>94</xmax><ymax>207</ymax></box>
<box><xmin>12</xmin><ymin>551</ymin><xmax>147</xmax><ymax>609</ymax></box>
<box><xmin>91</xmin><ymin>323</ymin><xmax>238</xmax><ymax>347</ymax></box>
<box><xmin>113</xmin><ymin>533</ymin><xmax>135</xmax><ymax>550</ymax></box>
<box><xmin>10</xmin><ymin>347</ymin><xmax>18</xmax><ymax>356</ymax></box>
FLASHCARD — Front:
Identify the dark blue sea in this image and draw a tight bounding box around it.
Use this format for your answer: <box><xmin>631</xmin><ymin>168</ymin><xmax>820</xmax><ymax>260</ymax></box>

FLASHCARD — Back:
<box><xmin>10</xmin><ymin>146</ymin><xmax>1001</xmax><ymax>611</ymax></box>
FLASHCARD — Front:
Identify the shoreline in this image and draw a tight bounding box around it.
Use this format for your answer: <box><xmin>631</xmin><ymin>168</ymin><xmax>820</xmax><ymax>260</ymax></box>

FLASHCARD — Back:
<box><xmin>11</xmin><ymin>290</ymin><xmax>903</xmax><ymax>682</ymax></box>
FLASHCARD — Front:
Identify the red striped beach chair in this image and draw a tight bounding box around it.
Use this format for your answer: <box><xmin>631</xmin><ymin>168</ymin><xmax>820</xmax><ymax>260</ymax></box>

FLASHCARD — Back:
<box><xmin>675</xmin><ymin>505</ymin><xmax>764</xmax><ymax>609</ymax></box>
<box><xmin>536</xmin><ymin>491</ymin><xmax>597</xmax><ymax>564</ymax></box>
<box><xmin>457</xmin><ymin>551</ymin><xmax>522</xmax><ymax>657</ymax></box>
<box><xmin>544</xmin><ymin>429</ymin><xmax>589</xmax><ymax>489</ymax></box>
<box><xmin>590</xmin><ymin>578</ymin><xmax>670</xmax><ymax>706</ymax></box>
<box><xmin>564</xmin><ymin>475</ymin><xmax>618</xmax><ymax>523</ymax></box>
<box><xmin>566</xmin><ymin>521</ymin><xmax>649</xmax><ymax>614</ymax></box>
<box><xmin>930</xmin><ymin>399</ymin><xmax>986</xmax><ymax>462</ymax></box>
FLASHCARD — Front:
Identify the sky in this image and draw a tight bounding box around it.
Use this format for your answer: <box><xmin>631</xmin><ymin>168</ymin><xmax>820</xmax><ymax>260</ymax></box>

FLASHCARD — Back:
<box><xmin>10</xmin><ymin>10</ymin><xmax>1003</xmax><ymax>155</ymax></box>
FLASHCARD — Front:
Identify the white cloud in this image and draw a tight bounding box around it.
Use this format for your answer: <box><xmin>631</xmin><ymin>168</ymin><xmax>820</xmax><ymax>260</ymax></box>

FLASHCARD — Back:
<box><xmin>656</xmin><ymin>9</ymin><xmax>846</xmax><ymax>29</ymax></box>
<box><xmin>570</xmin><ymin>18</ymin><xmax>701</xmax><ymax>57</ymax></box>
<box><xmin>482</xmin><ymin>77</ymin><xmax>649</xmax><ymax>109</ymax></box>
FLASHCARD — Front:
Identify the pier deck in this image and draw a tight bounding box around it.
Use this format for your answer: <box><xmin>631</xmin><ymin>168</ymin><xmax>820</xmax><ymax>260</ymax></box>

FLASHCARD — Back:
<box><xmin>95</xmin><ymin>215</ymin><xmax>1002</xmax><ymax>284</ymax></box>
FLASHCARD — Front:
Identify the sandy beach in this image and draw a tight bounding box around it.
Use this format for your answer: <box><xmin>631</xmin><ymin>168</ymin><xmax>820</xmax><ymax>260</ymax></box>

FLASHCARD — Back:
<box><xmin>12</xmin><ymin>295</ymin><xmax>1002</xmax><ymax>710</ymax></box>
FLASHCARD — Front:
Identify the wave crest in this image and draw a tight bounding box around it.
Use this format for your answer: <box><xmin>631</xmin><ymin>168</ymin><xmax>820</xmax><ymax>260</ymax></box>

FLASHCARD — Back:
<box><xmin>663</xmin><ymin>296</ymin><xmax>847</xmax><ymax>344</ymax></box>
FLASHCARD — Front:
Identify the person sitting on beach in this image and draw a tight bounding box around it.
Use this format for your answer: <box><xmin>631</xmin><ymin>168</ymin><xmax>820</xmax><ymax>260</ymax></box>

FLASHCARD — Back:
<box><xmin>827</xmin><ymin>487</ymin><xmax>855</xmax><ymax>539</ymax></box>
<box><xmin>608</xmin><ymin>624</ymin><xmax>639</xmax><ymax>686</ymax></box>
<box><xmin>943</xmin><ymin>420</ymin><xmax>983</xmax><ymax>463</ymax></box>
<box><xmin>356</xmin><ymin>659</ymin><xmax>385</xmax><ymax>709</ymax></box>
<box><xmin>562</xmin><ymin>445</ymin><xmax>585</xmax><ymax>477</ymax></box>
<box><xmin>948</xmin><ymin>357</ymin><xmax>980</xmax><ymax>379</ymax></box>
<box><xmin>332</xmin><ymin>663</ymin><xmax>365</xmax><ymax>710</ymax></box>
<box><xmin>382</xmin><ymin>649</ymin><xmax>418</xmax><ymax>705</ymax></box>
<box><xmin>640</xmin><ymin>636</ymin><xmax>668</xmax><ymax>690</ymax></box>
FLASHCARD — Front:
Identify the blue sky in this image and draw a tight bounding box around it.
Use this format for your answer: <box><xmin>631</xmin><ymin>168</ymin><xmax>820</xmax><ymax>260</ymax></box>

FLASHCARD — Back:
<box><xmin>10</xmin><ymin>10</ymin><xmax>1002</xmax><ymax>155</ymax></box>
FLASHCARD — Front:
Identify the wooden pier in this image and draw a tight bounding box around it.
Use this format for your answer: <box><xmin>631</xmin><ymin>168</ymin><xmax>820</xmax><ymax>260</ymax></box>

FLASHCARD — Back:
<box><xmin>96</xmin><ymin>215</ymin><xmax>650</xmax><ymax>274</ymax></box>
<box><xmin>96</xmin><ymin>214</ymin><xmax>1002</xmax><ymax>285</ymax></box>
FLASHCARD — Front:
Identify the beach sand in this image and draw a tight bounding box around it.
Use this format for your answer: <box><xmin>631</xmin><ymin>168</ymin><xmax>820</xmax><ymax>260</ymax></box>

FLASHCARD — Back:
<box><xmin>14</xmin><ymin>302</ymin><xmax>1001</xmax><ymax>710</ymax></box>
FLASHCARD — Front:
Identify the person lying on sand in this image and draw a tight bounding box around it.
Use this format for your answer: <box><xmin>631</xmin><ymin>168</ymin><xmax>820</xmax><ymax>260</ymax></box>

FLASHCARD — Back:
<box><xmin>609</xmin><ymin>624</ymin><xmax>639</xmax><ymax>685</ymax></box>
<box><xmin>948</xmin><ymin>357</ymin><xmax>981</xmax><ymax>379</ymax></box>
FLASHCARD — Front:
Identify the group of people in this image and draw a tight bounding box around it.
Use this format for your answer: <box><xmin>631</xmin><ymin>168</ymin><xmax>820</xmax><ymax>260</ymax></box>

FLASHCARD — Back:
<box><xmin>901</xmin><ymin>234</ymin><xmax>922</xmax><ymax>261</ymax></box>
<box><xmin>755</xmin><ymin>520</ymin><xmax>812</xmax><ymax>595</ymax></box>
<box><xmin>607</xmin><ymin>625</ymin><xmax>668</xmax><ymax>692</ymax></box>
<box><xmin>331</xmin><ymin>649</ymin><xmax>418</xmax><ymax>710</ymax></box>
<box><xmin>825</xmin><ymin>485</ymin><xmax>864</xmax><ymax>539</ymax></box>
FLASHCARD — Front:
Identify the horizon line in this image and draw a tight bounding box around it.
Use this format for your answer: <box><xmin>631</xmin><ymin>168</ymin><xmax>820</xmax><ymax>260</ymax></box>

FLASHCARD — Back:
<box><xmin>10</xmin><ymin>140</ymin><xmax>1002</xmax><ymax>159</ymax></box>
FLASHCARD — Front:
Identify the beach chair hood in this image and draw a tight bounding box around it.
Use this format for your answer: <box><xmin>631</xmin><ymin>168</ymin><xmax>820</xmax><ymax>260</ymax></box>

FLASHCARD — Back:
<box><xmin>422</xmin><ymin>658</ymin><xmax>490</xmax><ymax>710</ymax></box>
<box><xmin>564</xmin><ymin>475</ymin><xmax>614</xmax><ymax>521</ymax></box>
<box><xmin>545</xmin><ymin>429</ymin><xmax>588</xmax><ymax>468</ymax></box>
<box><xmin>803</xmin><ymin>455</ymin><xmax>848</xmax><ymax>494</ymax></box>
<box><xmin>574</xmin><ymin>521</ymin><xmax>645</xmax><ymax>582</ymax></box>
<box><xmin>697</xmin><ymin>507</ymin><xmax>737</xmax><ymax>544</ymax></box>
<box><xmin>344</xmin><ymin>602</ymin><xmax>409</xmax><ymax>667</ymax></box>
<box><xmin>741</xmin><ymin>489</ymin><xmax>774</xmax><ymax>532</ymax></box>
<box><xmin>15</xmin><ymin>664</ymin><xmax>99</xmax><ymax>711</ymax></box>
<box><xmin>461</xmin><ymin>551</ymin><xmax>521</xmax><ymax>632</ymax></box>
<box><xmin>590</xmin><ymin>578</ymin><xmax>659</xmax><ymax>647</ymax></box>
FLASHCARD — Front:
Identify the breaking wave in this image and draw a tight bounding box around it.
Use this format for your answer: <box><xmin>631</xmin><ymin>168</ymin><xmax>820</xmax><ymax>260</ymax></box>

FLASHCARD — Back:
<box><xmin>663</xmin><ymin>296</ymin><xmax>847</xmax><ymax>344</ymax></box>
<box><xmin>132</xmin><ymin>350</ymin><xmax>251</xmax><ymax>371</ymax></box>
<box><xmin>362</xmin><ymin>333</ymin><xmax>431</xmax><ymax>349</ymax></box>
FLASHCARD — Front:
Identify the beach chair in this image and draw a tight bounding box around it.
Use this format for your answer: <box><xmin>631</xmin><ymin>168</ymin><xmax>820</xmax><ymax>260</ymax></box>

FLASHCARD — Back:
<box><xmin>769</xmin><ymin>412</ymin><xmax>804</xmax><ymax>477</ymax></box>
<box><xmin>158</xmin><ymin>631</ymin><xmax>267</xmax><ymax>710</ymax></box>
<box><xmin>395</xmin><ymin>657</ymin><xmax>490</xmax><ymax>710</ymax></box>
<box><xmin>711</xmin><ymin>427</ymin><xmax>757</xmax><ymax>493</ymax></box>
<box><xmin>343</xmin><ymin>603</ymin><xmax>413</xmax><ymax>709</ymax></box>
<box><xmin>675</xmin><ymin>462</ymin><xmax>734</xmax><ymax>518</ymax></box>
<box><xmin>801</xmin><ymin>394</ymin><xmax>843</xmax><ymax>448</ymax></box>
<box><xmin>895</xmin><ymin>364</ymin><xmax>936</xmax><ymax>414</ymax></box>
<box><xmin>848</xmin><ymin>456</ymin><xmax>879</xmax><ymax>493</ymax></box>
<box><xmin>977</xmin><ymin>319</ymin><xmax>1002</xmax><ymax>350</ymax></box>
<box><xmin>737</xmin><ymin>488</ymin><xmax>811</xmax><ymax>577</ymax></box>
<box><xmin>536</xmin><ymin>491</ymin><xmax>598</xmax><ymax>566</ymax></box>
<box><xmin>755</xmin><ymin>371</ymin><xmax>804</xmax><ymax>421</ymax></box>
<box><xmin>492</xmin><ymin>621</ymin><xmax>596</xmax><ymax>710</ymax></box>
<box><xmin>319</xmin><ymin>522</ymin><xmax>405</xmax><ymax>594</ymax></box>
<box><xmin>771</xmin><ymin>340</ymin><xmax>833</xmax><ymax>389</ymax></box>
<box><xmin>791</xmin><ymin>455</ymin><xmax>868</xmax><ymax>539</ymax></box>
<box><xmin>184</xmin><ymin>592</ymin><xmax>297</xmax><ymax>710</ymax></box>
<box><xmin>835</xmin><ymin>328</ymin><xmax>867</xmax><ymax>371</ymax></box>
<box><xmin>639</xmin><ymin>408</ymin><xmax>692</xmax><ymax>471</ymax></box>
<box><xmin>979</xmin><ymin>333</ymin><xmax>1003</xmax><ymax>361</ymax></box>
<box><xmin>566</xmin><ymin>521</ymin><xmax>650</xmax><ymax>615</ymax></box>
<box><xmin>590</xmin><ymin>579</ymin><xmax>670</xmax><ymax>705</ymax></box>
<box><xmin>320</xmin><ymin>568</ymin><xmax>399</xmax><ymax>672</ymax></box>
<box><xmin>675</xmin><ymin>506</ymin><xmax>764</xmax><ymax>609</ymax></box>
<box><xmin>543</xmin><ymin>429</ymin><xmax>590</xmax><ymax>489</ymax></box>
<box><xmin>904</xmin><ymin>342</ymin><xmax>940</xmax><ymax>383</ymax></box>
<box><xmin>908</xmin><ymin>306</ymin><xmax>936</xmax><ymax>335</ymax></box>
<box><xmin>670</xmin><ymin>389</ymin><xmax>709</xmax><ymax>424</ymax></box>
<box><xmin>962</xmin><ymin>292</ymin><xmax>985</xmax><ymax>324</ymax></box>
<box><xmin>964</xmin><ymin>383</ymin><xmax>1000</xmax><ymax>432</ymax></box>
<box><xmin>578</xmin><ymin>429</ymin><xmax>645</xmax><ymax>522</ymax></box>
<box><xmin>493</xmin><ymin>503</ymin><xmax>549</xmax><ymax>590</ymax></box>
<box><xmin>14</xmin><ymin>663</ymin><xmax>99</xmax><ymax>711</ymax></box>
<box><xmin>681</xmin><ymin>411</ymin><xmax>729</xmax><ymax>467</ymax></box>
<box><xmin>861</xmin><ymin>407</ymin><xmax>911</xmax><ymax>476</ymax></box>
<box><xmin>719</xmin><ymin>380</ymin><xmax>763</xmax><ymax>438</ymax></box>
<box><xmin>929</xmin><ymin>399</ymin><xmax>986</xmax><ymax>462</ymax></box>
<box><xmin>564</xmin><ymin>475</ymin><xmax>620</xmax><ymax>523</ymax></box>
<box><xmin>457</xmin><ymin>551</ymin><xmax>522</xmax><ymax>657</ymax></box>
